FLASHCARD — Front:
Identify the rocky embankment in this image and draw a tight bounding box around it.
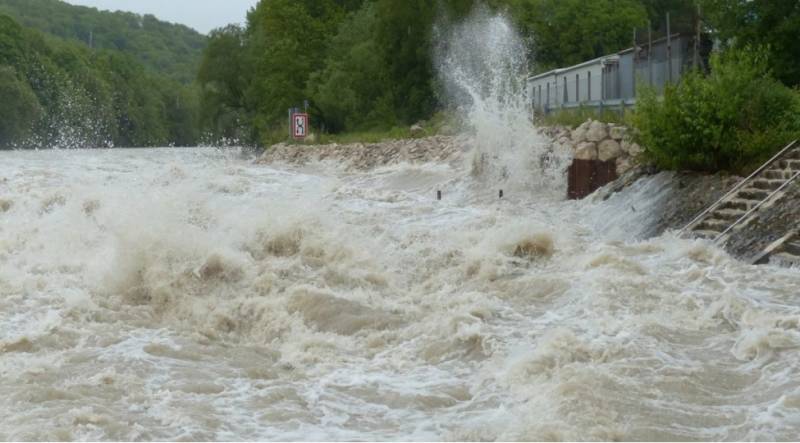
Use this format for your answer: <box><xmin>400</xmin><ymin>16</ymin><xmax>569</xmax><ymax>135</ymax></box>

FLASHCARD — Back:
<box><xmin>541</xmin><ymin>120</ymin><xmax>642</xmax><ymax>177</ymax></box>
<box><xmin>257</xmin><ymin>136</ymin><xmax>466</xmax><ymax>170</ymax></box>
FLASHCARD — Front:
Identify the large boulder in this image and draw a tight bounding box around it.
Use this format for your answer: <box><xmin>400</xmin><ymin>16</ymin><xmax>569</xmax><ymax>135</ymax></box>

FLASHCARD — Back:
<box><xmin>571</xmin><ymin>119</ymin><xmax>592</xmax><ymax>143</ymax></box>
<box><xmin>616</xmin><ymin>156</ymin><xmax>634</xmax><ymax>176</ymax></box>
<box><xmin>609</xmin><ymin>125</ymin><xmax>627</xmax><ymax>140</ymax></box>
<box><xmin>586</xmin><ymin>120</ymin><xmax>608</xmax><ymax>142</ymax></box>
<box><xmin>574</xmin><ymin>141</ymin><xmax>598</xmax><ymax>160</ymax></box>
<box><xmin>622</xmin><ymin>139</ymin><xmax>643</xmax><ymax>157</ymax></box>
<box><xmin>571</xmin><ymin>127</ymin><xmax>587</xmax><ymax>144</ymax></box>
<box><xmin>598</xmin><ymin>139</ymin><xmax>623</xmax><ymax>161</ymax></box>
<box><xmin>410</xmin><ymin>124</ymin><xmax>424</xmax><ymax>137</ymax></box>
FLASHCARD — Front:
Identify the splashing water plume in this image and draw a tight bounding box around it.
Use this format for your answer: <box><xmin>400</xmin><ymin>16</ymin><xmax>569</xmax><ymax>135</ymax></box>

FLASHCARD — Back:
<box><xmin>435</xmin><ymin>6</ymin><xmax>571</xmax><ymax>199</ymax></box>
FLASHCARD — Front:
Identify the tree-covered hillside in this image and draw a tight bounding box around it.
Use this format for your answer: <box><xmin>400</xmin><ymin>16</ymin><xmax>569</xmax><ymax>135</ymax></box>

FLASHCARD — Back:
<box><xmin>0</xmin><ymin>0</ymin><xmax>206</xmax><ymax>84</ymax></box>
<box><xmin>0</xmin><ymin>13</ymin><xmax>199</xmax><ymax>148</ymax></box>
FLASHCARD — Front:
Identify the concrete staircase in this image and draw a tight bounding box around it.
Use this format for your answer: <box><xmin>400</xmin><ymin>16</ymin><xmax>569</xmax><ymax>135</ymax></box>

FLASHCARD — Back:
<box><xmin>681</xmin><ymin>140</ymin><xmax>800</xmax><ymax>246</ymax></box>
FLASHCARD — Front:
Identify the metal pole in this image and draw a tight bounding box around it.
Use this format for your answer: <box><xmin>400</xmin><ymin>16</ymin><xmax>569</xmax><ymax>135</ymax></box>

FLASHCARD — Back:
<box><xmin>546</xmin><ymin>82</ymin><xmax>550</xmax><ymax>109</ymax></box>
<box><xmin>694</xmin><ymin>3</ymin><xmax>701</xmax><ymax>69</ymax></box>
<box><xmin>632</xmin><ymin>27</ymin><xmax>637</xmax><ymax>98</ymax></box>
<box><xmin>601</xmin><ymin>63</ymin><xmax>605</xmax><ymax>100</ymax></box>
<box><xmin>588</xmin><ymin>70</ymin><xmax>592</xmax><ymax>101</ymax></box>
<box><xmin>666</xmin><ymin>12</ymin><xmax>672</xmax><ymax>84</ymax></box>
<box><xmin>648</xmin><ymin>21</ymin><xmax>653</xmax><ymax>86</ymax></box>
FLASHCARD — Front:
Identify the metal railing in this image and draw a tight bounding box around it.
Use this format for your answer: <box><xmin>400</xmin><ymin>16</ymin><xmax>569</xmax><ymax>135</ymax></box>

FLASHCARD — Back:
<box><xmin>713</xmin><ymin>169</ymin><xmax>800</xmax><ymax>243</ymax></box>
<box><xmin>679</xmin><ymin>139</ymin><xmax>799</xmax><ymax>235</ymax></box>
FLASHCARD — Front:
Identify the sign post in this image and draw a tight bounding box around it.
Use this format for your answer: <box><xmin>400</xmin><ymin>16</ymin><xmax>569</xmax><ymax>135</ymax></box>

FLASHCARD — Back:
<box><xmin>291</xmin><ymin>112</ymin><xmax>309</xmax><ymax>140</ymax></box>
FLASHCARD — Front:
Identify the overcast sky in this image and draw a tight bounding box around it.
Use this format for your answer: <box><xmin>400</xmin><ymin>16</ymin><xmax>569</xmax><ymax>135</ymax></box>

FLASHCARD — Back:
<box><xmin>64</xmin><ymin>0</ymin><xmax>260</xmax><ymax>34</ymax></box>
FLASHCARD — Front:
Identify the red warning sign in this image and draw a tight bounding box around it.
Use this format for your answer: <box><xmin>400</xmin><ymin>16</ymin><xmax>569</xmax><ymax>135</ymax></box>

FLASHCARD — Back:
<box><xmin>292</xmin><ymin>113</ymin><xmax>308</xmax><ymax>140</ymax></box>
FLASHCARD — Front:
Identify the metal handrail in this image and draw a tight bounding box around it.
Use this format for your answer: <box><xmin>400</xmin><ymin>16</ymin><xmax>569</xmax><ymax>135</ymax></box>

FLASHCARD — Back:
<box><xmin>680</xmin><ymin>140</ymin><xmax>799</xmax><ymax>234</ymax></box>
<box><xmin>714</xmin><ymin>169</ymin><xmax>800</xmax><ymax>244</ymax></box>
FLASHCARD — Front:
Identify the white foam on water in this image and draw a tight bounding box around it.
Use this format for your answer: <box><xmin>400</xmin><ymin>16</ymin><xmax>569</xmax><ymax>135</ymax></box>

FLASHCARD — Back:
<box><xmin>1</xmin><ymin>146</ymin><xmax>799</xmax><ymax>441</ymax></box>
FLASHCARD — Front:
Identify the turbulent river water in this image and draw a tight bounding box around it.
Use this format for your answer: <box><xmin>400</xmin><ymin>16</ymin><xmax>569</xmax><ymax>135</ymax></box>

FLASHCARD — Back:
<box><xmin>1</xmin><ymin>146</ymin><xmax>800</xmax><ymax>441</ymax></box>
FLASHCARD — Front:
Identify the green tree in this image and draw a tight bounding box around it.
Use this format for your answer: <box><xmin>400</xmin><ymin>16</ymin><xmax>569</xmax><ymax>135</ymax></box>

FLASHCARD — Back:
<box><xmin>0</xmin><ymin>65</ymin><xmax>41</xmax><ymax>146</ymax></box>
<box><xmin>702</xmin><ymin>0</ymin><xmax>800</xmax><ymax>86</ymax></box>
<box><xmin>308</xmin><ymin>2</ymin><xmax>394</xmax><ymax>132</ymax></box>
<box><xmin>197</xmin><ymin>25</ymin><xmax>250</xmax><ymax>141</ymax></box>
<box><xmin>504</xmin><ymin>0</ymin><xmax>648</xmax><ymax>71</ymax></box>
<box><xmin>244</xmin><ymin>0</ymin><xmax>347</xmax><ymax>141</ymax></box>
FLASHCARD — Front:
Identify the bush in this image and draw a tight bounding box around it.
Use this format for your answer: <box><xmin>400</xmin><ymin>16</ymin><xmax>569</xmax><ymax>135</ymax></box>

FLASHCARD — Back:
<box><xmin>631</xmin><ymin>47</ymin><xmax>800</xmax><ymax>173</ymax></box>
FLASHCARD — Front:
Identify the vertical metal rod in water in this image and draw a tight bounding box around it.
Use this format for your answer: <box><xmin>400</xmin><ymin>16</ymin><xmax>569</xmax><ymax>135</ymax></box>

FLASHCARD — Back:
<box><xmin>666</xmin><ymin>12</ymin><xmax>672</xmax><ymax>84</ymax></box>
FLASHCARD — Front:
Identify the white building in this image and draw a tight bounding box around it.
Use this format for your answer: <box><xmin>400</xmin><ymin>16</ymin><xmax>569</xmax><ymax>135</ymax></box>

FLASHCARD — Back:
<box><xmin>528</xmin><ymin>34</ymin><xmax>691</xmax><ymax>114</ymax></box>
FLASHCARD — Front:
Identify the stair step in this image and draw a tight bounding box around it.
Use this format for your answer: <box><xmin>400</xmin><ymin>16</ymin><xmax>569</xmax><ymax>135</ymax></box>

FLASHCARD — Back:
<box><xmin>777</xmin><ymin>159</ymin><xmax>800</xmax><ymax>170</ymax></box>
<box><xmin>783</xmin><ymin>240</ymin><xmax>800</xmax><ymax>256</ymax></box>
<box><xmin>751</xmin><ymin>178</ymin><xmax>786</xmax><ymax>191</ymax></box>
<box><xmin>697</xmin><ymin>219</ymin><xmax>729</xmax><ymax>232</ymax></box>
<box><xmin>783</xmin><ymin>149</ymin><xmax>800</xmax><ymax>160</ymax></box>
<box><xmin>693</xmin><ymin>229</ymin><xmax>720</xmax><ymax>240</ymax></box>
<box><xmin>770</xmin><ymin>252</ymin><xmax>800</xmax><ymax>268</ymax></box>
<box><xmin>763</xmin><ymin>169</ymin><xmax>793</xmax><ymax>180</ymax></box>
<box><xmin>711</xmin><ymin>208</ymin><xmax>746</xmax><ymax>222</ymax></box>
<box><xmin>720</xmin><ymin>198</ymin><xmax>756</xmax><ymax>211</ymax></box>
<box><xmin>739</xmin><ymin>188</ymin><xmax>771</xmax><ymax>201</ymax></box>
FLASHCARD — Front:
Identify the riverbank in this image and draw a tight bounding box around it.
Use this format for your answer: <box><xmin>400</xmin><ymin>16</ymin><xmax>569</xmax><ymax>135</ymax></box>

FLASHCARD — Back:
<box><xmin>257</xmin><ymin>135</ymin><xmax>467</xmax><ymax>170</ymax></box>
<box><xmin>258</xmin><ymin>127</ymin><xmax>799</xmax><ymax>266</ymax></box>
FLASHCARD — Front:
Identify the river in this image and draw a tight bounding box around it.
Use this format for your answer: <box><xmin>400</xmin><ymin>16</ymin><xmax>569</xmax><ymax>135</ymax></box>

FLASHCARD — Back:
<box><xmin>1</xmin><ymin>147</ymin><xmax>799</xmax><ymax>440</ymax></box>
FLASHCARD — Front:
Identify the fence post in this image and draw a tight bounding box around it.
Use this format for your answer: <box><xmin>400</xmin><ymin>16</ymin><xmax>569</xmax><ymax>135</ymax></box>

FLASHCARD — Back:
<box><xmin>632</xmin><ymin>27</ymin><xmax>637</xmax><ymax>98</ymax></box>
<box><xmin>648</xmin><ymin>21</ymin><xmax>653</xmax><ymax>87</ymax></box>
<box><xmin>588</xmin><ymin>70</ymin><xmax>592</xmax><ymax>101</ymax></box>
<box><xmin>694</xmin><ymin>3</ymin><xmax>702</xmax><ymax>69</ymax></box>
<box><xmin>666</xmin><ymin>12</ymin><xmax>672</xmax><ymax>84</ymax></box>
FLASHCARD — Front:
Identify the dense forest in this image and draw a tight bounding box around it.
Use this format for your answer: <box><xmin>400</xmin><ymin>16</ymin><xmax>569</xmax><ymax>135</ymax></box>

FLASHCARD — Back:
<box><xmin>0</xmin><ymin>0</ymin><xmax>797</xmax><ymax>150</ymax></box>
<box><xmin>0</xmin><ymin>13</ymin><xmax>200</xmax><ymax>147</ymax></box>
<box><xmin>0</xmin><ymin>0</ymin><xmax>203</xmax><ymax>148</ymax></box>
<box><xmin>0</xmin><ymin>0</ymin><xmax>206</xmax><ymax>84</ymax></box>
